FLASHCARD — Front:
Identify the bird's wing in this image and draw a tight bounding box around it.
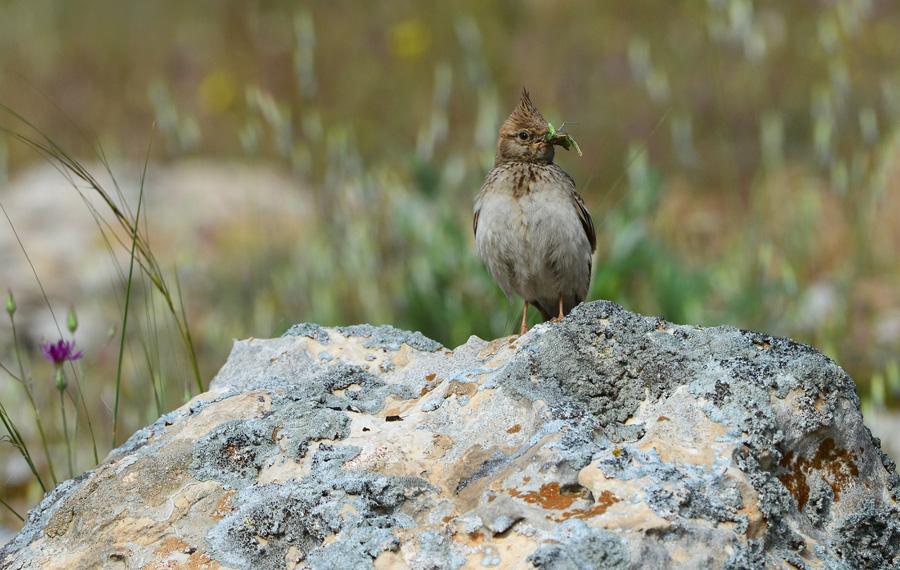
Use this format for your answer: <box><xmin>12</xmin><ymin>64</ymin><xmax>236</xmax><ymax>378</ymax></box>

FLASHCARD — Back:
<box><xmin>473</xmin><ymin>173</ymin><xmax>493</xmax><ymax>237</ymax></box>
<box><xmin>572</xmin><ymin>189</ymin><xmax>596</xmax><ymax>252</ymax></box>
<box><xmin>560</xmin><ymin>169</ymin><xmax>596</xmax><ymax>252</ymax></box>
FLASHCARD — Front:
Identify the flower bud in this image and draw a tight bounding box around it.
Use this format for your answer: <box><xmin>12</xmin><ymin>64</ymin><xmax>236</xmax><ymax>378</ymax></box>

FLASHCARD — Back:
<box><xmin>55</xmin><ymin>367</ymin><xmax>68</xmax><ymax>391</ymax></box>
<box><xmin>67</xmin><ymin>304</ymin><xmax>78</xmax><ymax>334</ymax></box>
<box><xmin>5</xmin><ymin>289</ymin><xmax>14</xmax><ymax>317</ymax></box>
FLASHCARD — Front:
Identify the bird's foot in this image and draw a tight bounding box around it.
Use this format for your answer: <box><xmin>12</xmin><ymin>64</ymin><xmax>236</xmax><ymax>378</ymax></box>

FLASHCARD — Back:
<box><xmin>552</xmin><ymin>295</ymin><xmax>565</xmax><ymax>323</ymax></box>
<box><xmin>520</xmin><ymin>303</ymin><xmax>530</xmax><ymax>336</ymax></box>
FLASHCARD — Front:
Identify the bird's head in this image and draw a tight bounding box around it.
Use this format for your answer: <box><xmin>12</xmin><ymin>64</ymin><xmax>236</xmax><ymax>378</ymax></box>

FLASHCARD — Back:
<box><xmin>495</xmin><ymin>88</ymin><xmax>559</xmax><ymax>166</ymax></box>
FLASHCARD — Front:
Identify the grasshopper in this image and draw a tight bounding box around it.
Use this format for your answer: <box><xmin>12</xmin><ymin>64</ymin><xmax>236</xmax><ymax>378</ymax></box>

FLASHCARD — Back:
<box><xmin>543</xmin><ymin>122</ymin><xmax>583</xmax><ymax>157</ymax></box>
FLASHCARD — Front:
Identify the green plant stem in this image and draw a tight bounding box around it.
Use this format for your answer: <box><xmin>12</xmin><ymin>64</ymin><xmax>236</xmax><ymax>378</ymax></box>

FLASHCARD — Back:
<box><xmin>0</xmin><ymin>394</ymin><xmax>45</xmax><ymax>492</ymax></box>
<box><xmin>0</xmin><ymin>495</ymin><xmax>24</xmax><ymax>522</ymax></box>
<box><xmin>59</xmin><ymin>387</ymin><xmax>73</xmax><ymax>478</ymax></box>
<box><xmin>9</xmin><ymin>315</ymin><xmax>57</xmax><ymax>486</ymax></box>
<box><xmin>70</xmin><ymin>359</ymin><xmax>98</xmax><ymax>466</ymax></box>
<box><xmin>111</xmin><ymin>162</ymin><xmax>144</xmax><ymax>451</ymax></box>
<box><xmin>174</xmin><ymin>268</ymin><xmax>203</xmax><ymax>394</ymax></box>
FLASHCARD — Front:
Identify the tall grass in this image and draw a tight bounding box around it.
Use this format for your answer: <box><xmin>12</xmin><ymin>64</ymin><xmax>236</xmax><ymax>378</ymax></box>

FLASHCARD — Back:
<box><xmin>0</xmin><ymin>110</ymin><xmax>202</xmax><ymax>521</ymax></box>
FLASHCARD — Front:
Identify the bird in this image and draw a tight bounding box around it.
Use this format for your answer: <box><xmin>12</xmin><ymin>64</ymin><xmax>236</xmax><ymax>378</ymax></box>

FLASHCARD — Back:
<box><xmin>474</xmin><ymin>88</ymin><xmax>596</xmax><ymax>335</ymax></box>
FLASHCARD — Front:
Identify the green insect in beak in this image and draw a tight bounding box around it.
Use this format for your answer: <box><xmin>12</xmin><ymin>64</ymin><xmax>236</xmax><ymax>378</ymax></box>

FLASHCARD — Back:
<box><xmin>543</xmin><ymin>122</ymin><xmax>583</xmax><ymax>157</ymax></box>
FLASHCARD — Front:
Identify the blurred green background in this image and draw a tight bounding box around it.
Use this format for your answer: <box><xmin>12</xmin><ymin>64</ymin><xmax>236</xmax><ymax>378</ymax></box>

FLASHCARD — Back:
<box><xmin>2</xmin><ymin>0</ymin><xmax>900</xmax><ymax>532</ymax></box>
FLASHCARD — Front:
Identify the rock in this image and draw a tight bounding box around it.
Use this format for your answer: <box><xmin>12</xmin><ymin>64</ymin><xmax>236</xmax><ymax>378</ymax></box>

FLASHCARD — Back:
<box><xmin>2</xmin><ymin>301</ymin><xmax>899</xmax><ymax>569</ymax></box>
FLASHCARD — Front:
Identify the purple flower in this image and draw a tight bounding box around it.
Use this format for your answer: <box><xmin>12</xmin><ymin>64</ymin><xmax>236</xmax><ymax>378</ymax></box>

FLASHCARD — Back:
<box><xmin>40</xmin><ymin>339</ymin><xmax>83</xmax><ymax>367</ymax></box>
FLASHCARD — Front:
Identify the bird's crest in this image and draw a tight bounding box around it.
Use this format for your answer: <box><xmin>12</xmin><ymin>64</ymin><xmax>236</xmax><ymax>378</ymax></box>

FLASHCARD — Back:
<box><xmin>506</xmin><ymin>88</ymin><xmax>546</xmax><ymax>129</ymax></box>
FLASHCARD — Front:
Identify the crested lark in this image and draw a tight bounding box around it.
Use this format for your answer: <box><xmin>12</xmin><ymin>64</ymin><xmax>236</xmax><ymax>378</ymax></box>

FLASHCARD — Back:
<box><xmin>474</xmin><ymin>89</ymin><xmax>596</xmax><ymax>335</ymax></box>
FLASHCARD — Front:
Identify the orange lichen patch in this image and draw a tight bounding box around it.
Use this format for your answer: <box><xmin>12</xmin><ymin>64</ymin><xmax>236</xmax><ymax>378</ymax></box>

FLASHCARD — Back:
<box><xmin>657</xmin><ymin>416</ymin><xmax>671</xmax><ymax>422</ymax></box>
<box><xmin>778</xmin><ymin>438</ymin><xmax>860</xmax><ymax>510</ymax></box>
<box><xmin>753</xmin><ymin>341</ymin><xmax>771</xmax><ymax>350</ymax></box>
<box><xmin>612</xmin><ymin>447</ymin><xmax>624</xmax><ymax>457</ymax></box>
<box><xmin>212</xmin><ymin>490</ymin><xmax>235</xmax><ymax>520</ymax></box>
<box><xmin>421</xmin><ymin>375</ymin><xmax>439</xmax><ymax>394</ymax></box>
<box><xmin>507</xmin><ymin>483</ymin><xmax>590</xmax><ymax>510</ymax></box>
<box><xmin>507</xmin><ymin>424</ymin><xmax>522</xmax><ymax>434</ymax></box>
<box><xmin>552</xmin><ymin>490</ymin><xmax>621</xmax><ymax>522</ymax></box>
<box><xmin>444</xmin><ymin>381</ymin><xmax>477</xmax><ymax>398</ymax></box>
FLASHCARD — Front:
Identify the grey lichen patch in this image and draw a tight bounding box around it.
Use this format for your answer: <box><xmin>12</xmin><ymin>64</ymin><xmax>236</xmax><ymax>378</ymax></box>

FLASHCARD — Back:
<box><xmin>528</xmin><ymin>520</ymin><xmax>629</xmax><ymax>570</ymax></box>
<box><xmin>689</xmin><ymin>358</ymin><xmax>780</xmax><ymax>450</ymax></box>
<box><xmin>190</xmin><ymin>418</ymin><xmax>280</xmax><ymax>489</ymax></box>
<box><xmin>205</xmin><ymin>444</ymin><xmax>437</xmax><ymax>570</ymax></box>
<box><xmin>192</xmin><ymin>358</ymin><xmax>425</xmax><ymax>491</ymax></box>
<box><xmin>596</xmin><ymin>446</ymin><xmax>680</xmax><ymax>482</ymax></box>
<box><xmin>303</xmin><ymin>527</ymin><xmax>399</xmax><ymax>570</ymax></box>
<box><xmin>722</xmin><ymin>540</ymin><xmax>769</xmax><ymax>570</ymax></box>
<box><xmin>190</xmin><ymin>392</ymin><xmax>353</xmax><ymax>487</ymax></box>
<box><xmin>408</xmin><ymin>528</ymin><xmax>469</xmax><ymax>570</ymax></box>
<box><xmin>283</xmin><ymin>322</ymin><xmax>331</xmax><ymax>345</ymax></box>
<box><xmin>541</xmin><ymin>404</ymin><xmax>605</xmax><ymax>469</ymax></box>
<box><xmin>597</xmin><ymin>446</ymin><xmax>746</xmax><ymax>529</ymax></box>
<box><xmin>336</xmin><ymin>324</ymin><xmax>443</xmax><ymax>352</ymax></box>
<box><xmin>831</xmin><ymin>502</ymin><xmax>900</xmax><ymax>569</ymax></box>
<box><xmin>315</xmin><ymin>363</ymin><xmax>417</xmax><ymax>414</ymax></box>
<box><xmin>274</xmin><ymin>405</ymin><xmax>351</xmax><ymax>461</ymax></box>
<box><xmin>486</xmin><ymin>302</ymin><xmax>684</xmax><ymax>443</ymax></box>
<box><xmin>805</xmin><ymin>479</ymin><xmax>835</xmax><ymax>528</ymax></box>
<box><xmin>726</xmin><ymin>329</ymin><xmax>858</xmax><ymax>437</ymax></box>
<box><xmin>250</xmin><ymin>361</ymin><xmax>417</xmax><ymax>417</ymax></box>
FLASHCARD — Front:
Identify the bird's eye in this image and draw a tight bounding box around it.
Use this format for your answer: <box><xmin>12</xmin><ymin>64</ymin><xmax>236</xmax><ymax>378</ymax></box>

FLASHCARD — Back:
<box><xmin>517</xmin><ymin>130</ymin><xmax>530</xmax><ymax>141</ymax></box>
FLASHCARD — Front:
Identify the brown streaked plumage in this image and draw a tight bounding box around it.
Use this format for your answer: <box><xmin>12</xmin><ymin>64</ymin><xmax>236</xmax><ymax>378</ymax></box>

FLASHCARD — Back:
<box><xmin>474</xmin><ymin>88</ymin><xmax>596</xmax><ymax>334</ymax></box>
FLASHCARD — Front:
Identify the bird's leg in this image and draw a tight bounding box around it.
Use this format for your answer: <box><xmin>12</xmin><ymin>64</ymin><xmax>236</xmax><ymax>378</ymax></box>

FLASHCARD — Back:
<box><xmin>520</xmin><ymin>302</ymin><xmax>530</xmax><ymax>335</ymax></box>
<box><xmin>550</xmin><ymin>294</ymin><xmax>565</xmax><ymax>323</ymax></box>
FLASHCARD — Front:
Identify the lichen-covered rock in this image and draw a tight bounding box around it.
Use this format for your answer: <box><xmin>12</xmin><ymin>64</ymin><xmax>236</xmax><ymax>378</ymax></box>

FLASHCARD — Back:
<box><xmin>2</xmin><ymin>301</ymin><xmax>898</xmax><ymax>569</ymax></box>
